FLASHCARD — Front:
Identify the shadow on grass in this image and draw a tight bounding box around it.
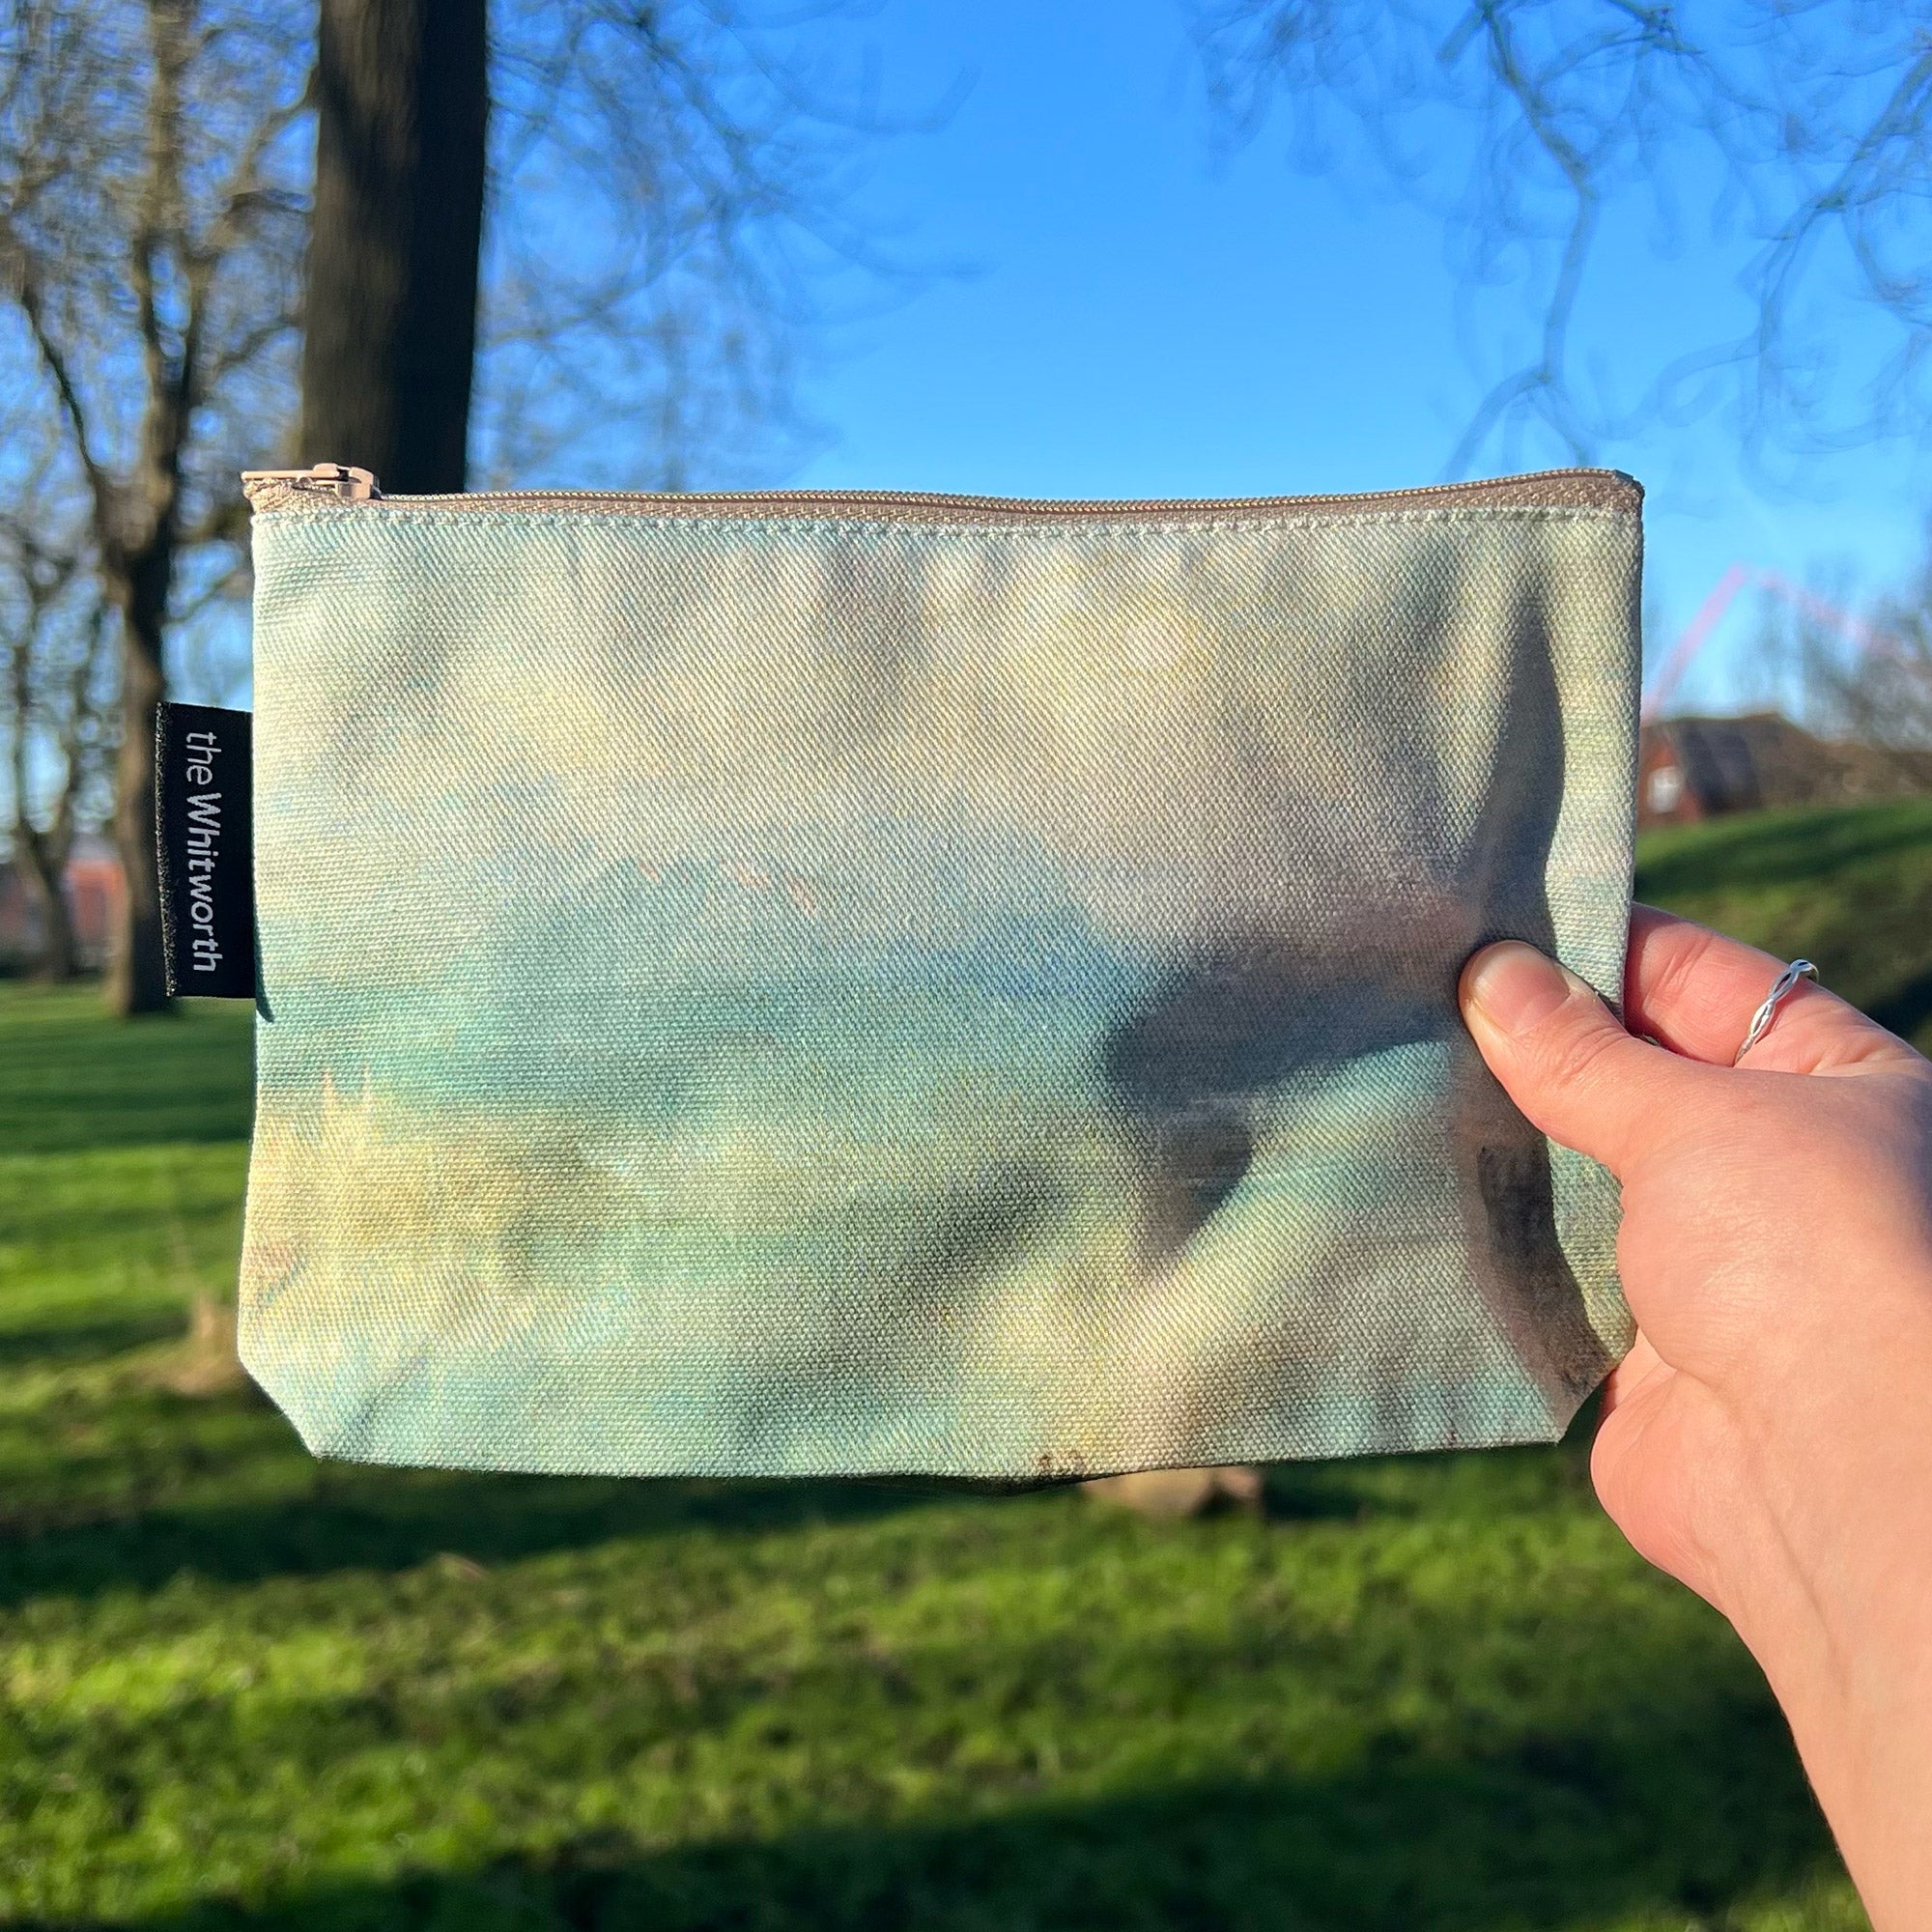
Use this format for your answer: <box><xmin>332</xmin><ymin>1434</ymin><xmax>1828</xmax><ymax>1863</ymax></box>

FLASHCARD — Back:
<box><xmin>2</xmin><ymin>1394</ymin><xmax>1850</xmax><ymax>1928</ymax></box>
<box><xmin>1867</xmin><ymin>965</ymin><xmax>1932</xmax><ymax>1040</ymax></box>
<box><xmin>1634</xmin><ymin>797</ymin><xmax>1932</xmax><ymax>900</ymax></box>
<box><xmin>10</xmin><ymin>1734</ymin><xmax>1843</xmax><ymax>1932</ymax></box>
<box><xmin>0</xmin><ymin>1314</ymin><xmax>187</xmax><ymax>1368</ymax></box>
<box><xmin>3</xmin><ymin>1365</ymin><xmax>1606</xmax><ymax>1608</ymax></box>
<box><xmin>4</xmin><ymin>1388</ymin><xmax>1598</xmax><ymax>1607</ymax></box>
<box><xmin>0</xmin><ymin>990</ymin><xmax>253</xmax><ymax>1156</ymax></box>
<box><xmin>0</xmin><ymin>1456</ymin><xmax>956</xmax><ymax>1608</ymax></box>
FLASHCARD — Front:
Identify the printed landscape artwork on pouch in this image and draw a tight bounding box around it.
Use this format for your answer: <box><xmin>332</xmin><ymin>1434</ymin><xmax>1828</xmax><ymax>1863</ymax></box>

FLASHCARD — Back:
<box><xmin>238</xmin><ymin>468</ymin><xmax>1642</xmax><ymax>1480</ymax></box>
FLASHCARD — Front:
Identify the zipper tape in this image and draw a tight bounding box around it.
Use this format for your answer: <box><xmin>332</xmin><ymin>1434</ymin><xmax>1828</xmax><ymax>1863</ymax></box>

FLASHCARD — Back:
<box><xmin>242</xmin><ymin>465</ymin><xmax>1642</xmax><ymax>523</ymax></box>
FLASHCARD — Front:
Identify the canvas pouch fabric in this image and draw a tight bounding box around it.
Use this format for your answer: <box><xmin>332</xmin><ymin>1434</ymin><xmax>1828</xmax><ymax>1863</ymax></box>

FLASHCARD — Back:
<box><xmin>240</xmin><ymin>467</ymin><xmax>1642</xmax><ymax>1481</ymax></box>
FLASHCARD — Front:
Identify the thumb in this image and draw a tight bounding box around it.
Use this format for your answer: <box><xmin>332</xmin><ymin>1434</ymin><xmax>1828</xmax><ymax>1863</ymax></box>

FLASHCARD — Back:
<box><xmin>1460</xmin><ymin>940</ymin><xmax>1708</xmax><ymax>1179</ymax></box>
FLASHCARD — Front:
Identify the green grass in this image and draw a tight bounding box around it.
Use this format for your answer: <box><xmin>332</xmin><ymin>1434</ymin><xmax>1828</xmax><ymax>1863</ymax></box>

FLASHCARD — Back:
<box><xmin>1634</xmin><ymin>795</ymin><xmax>1932</xmax><ymax>1051</ymax></box>
<box><xmin>12</xmin><ymin>797</ymin><xmax>1932</xmax><ymax>1930</ymax></box>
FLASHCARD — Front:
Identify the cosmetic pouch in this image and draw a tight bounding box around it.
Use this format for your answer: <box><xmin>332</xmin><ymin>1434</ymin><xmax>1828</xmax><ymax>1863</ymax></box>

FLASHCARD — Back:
<box><xmin>239</xmin><ymin>465</ymin><xmax>1641</xmax><ymax>1480</ymax></box>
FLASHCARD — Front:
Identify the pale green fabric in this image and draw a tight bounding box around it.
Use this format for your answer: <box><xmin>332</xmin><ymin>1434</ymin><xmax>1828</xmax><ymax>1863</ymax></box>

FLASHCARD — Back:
<box><xmin>242</xmin><ymin>487</ymin><xmax>1640</xmax><ymax>1478</ymax></box>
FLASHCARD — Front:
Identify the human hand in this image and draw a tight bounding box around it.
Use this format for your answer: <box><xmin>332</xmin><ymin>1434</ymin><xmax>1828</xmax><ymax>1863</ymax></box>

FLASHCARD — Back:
<box><xmin>1461</xmin><ymin>908</ymin><xmax>1932</xmax><ymax>1932</ymax></box>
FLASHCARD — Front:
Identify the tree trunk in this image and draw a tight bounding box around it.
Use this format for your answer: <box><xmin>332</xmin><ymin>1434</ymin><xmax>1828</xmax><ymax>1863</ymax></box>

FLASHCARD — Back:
<box><xmin>105</xmin><ymin>558</ymin><xmax>172</xmax><ymax>1015</ymax></box>
<box><xmin>300</xmin><ymin>0</ymin><xmax>489</xmax><ymax>493</ymax></box>
<box><xmin>12</xmin><ymin>826</ymin><xmax>77</xmax><ymax>980</ymax></box>
<box><xmin>37</xmin><ymin>873</ymin><xmax>77</xmax><ymax>980</ymax></box>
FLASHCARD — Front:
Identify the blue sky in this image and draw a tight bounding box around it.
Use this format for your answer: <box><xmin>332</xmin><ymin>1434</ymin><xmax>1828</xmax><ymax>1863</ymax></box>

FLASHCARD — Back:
<box><xmin>786</xmin><ymin>0</ymin><xmax>1932</xmax><ymax>716</ymax></box>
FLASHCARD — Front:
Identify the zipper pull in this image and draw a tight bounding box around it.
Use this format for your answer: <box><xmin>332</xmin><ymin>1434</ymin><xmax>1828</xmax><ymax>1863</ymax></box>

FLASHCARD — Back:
<box><xmin>241</xmin><ymin>463</ymin><xmax>383</xmax><ymax>505</ymax></box>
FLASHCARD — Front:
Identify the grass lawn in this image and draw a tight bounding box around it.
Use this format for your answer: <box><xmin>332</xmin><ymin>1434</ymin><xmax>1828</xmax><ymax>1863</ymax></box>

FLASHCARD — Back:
<box><xmin>1633</xmin><ymin>795</ymin><xmax>1932</xmax><ymax>1053</ymax></box>
<box><xmin>8</xmin><ymin>799</ymin><xmax>1926</xmax><ymax>1931</ymax></box>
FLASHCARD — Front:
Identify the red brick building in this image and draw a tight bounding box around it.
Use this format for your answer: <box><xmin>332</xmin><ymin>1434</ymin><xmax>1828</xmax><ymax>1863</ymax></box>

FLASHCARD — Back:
<box><xmin>1637</xmin><ymin>713</ymin><xmax>1932</xmax><ymax>830</ymax></box>
<box><xmin>0</xmin><ymin>834</ymin><xmax>124</xmax><ymax>971</ymax></box>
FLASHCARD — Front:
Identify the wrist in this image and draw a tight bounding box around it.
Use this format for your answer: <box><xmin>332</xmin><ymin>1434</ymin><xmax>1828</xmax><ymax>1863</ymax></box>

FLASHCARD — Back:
<box><xmin>1709</xmin><ymin>1311</ymin><xmax>1932</xmax><ymax>1926</ymax></box>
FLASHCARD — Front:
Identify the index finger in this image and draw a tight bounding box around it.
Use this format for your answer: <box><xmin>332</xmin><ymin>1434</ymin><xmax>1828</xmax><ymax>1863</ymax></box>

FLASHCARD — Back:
<box><xmin>1624</xmin><ymin>905</ymin><xmax>1910</xmax><ymax>1074</ymax></box>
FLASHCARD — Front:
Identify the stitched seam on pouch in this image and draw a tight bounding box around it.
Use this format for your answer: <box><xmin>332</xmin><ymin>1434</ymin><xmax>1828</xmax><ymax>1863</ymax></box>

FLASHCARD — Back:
<box><xmin>259</xmin><ymin>504</ymin><xmax>1639</xmax><ymax>538</ymax></box>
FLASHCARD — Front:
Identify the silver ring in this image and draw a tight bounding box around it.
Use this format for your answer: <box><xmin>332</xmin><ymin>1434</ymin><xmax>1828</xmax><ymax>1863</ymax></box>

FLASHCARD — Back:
<box><xmin>1734</xmin><ymin>959</ymin><xmax>1820</xmax><ymax>1065</ymax></box>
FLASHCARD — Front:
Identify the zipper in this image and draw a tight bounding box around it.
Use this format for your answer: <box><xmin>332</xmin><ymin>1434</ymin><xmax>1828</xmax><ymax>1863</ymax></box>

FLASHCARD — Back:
<box><xmin>242</xmin><ymin>463</ymin><xmax>382</xmax><ymax>503</ymax></box>
<box><xmin>241</xmin><ymin>464</ymin><xmax>1640</xmax><ymax>521</ymax></box>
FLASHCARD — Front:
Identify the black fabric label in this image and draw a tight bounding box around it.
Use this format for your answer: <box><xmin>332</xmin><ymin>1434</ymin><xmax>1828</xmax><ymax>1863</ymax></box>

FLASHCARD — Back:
<box><xmin>156</xmin><ymin>702</ymin><xmax>254</xmax><ymax>999</ymax></box>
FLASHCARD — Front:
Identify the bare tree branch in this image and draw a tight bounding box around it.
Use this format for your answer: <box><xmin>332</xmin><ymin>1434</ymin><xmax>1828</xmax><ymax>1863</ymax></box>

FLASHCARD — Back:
<box><xmin>0</xmin><ymin>0</ymin><xmax>310</xmax><ymax>1008</ymax></box>
<box><xmin>0</xmin><ymin>0</ymin><xmax>912</xmax><ymax>1009</ymax></box>
<box><xmin>475</xmin><ymin>0</ymin><xmax>929</xmax><ymax>489</ymax></box>
<box><xmin>8</xmin><ymin>260</ymin><xmax>118</xmax><ymax>541</ymax></box>
<box><xmin>1190</xmin><ymin>0</ymin><xmax>1932</xmax><ymax>476</ymax></box>
<box><xmin>0</xmin><ymin>422</ymin><xmax>110</xmax><ymax>978</ymax></box>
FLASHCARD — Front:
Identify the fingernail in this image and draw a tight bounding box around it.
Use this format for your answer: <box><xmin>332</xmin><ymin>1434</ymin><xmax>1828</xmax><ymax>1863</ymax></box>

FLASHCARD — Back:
<box><xmin>1461</xmin><ymin>942</ymin><xmax>1586</xmax><ymax>1038</ymax></box>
